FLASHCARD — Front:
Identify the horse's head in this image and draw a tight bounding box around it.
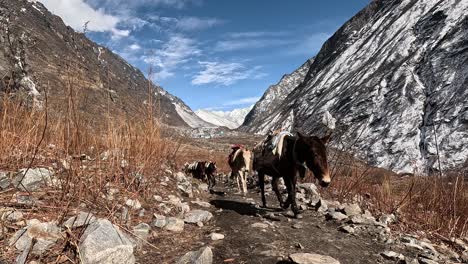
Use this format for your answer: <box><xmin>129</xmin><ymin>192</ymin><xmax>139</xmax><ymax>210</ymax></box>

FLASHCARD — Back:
<box><xmin>297</xmin><ymin>132</ymin><xmax>331</xmax><ymax>187</ymax></box>
<box><xmin>242</xmin><ymin>149</ymin><xmax>252</xmax><ymax>173</ymax></box>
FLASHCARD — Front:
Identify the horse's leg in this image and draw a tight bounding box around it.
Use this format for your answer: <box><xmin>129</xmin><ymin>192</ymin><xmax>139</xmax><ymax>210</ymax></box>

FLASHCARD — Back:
<box><xmin>258</xmin><ymin>172</ymin><xmax>267</xmax><ymax>208</ymax></box>
<box><xmin>282</xmin><ymin>176</ymin><xmax>292</xmax><ymax>209</ymax></box>
<box><xmin>289</xmin><ymin>171</ymin><xmax>300</xmax><ymax>217</ymax></box>
<box><xmin>271</xmin><ymin>177</ymin><xmax>284</xmax><ymax>208</ymax></box>
<box><xmin>242</xmin><ymin>171</ymin><xmax>248</xmax><ymax>194</ymax></box>
<box><xmin>235</xmin><ymin>171</ymin><xmax>242</xmax><ymax>193</ymax></box>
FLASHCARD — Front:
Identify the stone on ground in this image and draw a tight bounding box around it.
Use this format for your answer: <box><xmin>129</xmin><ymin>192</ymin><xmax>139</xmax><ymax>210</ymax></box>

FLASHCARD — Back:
<box><xmin>0</xmin><ymin>171</ymin><xmax>10</xmax><ymax>189</ymax></box>
<box><xmin>152</xmin><ymin>214</ymin><xmax>167</xmax><ymax>228</ymax></box>
<box><xmin>164</xmin><ymin>217</ymin><xmax>185</xmax><ymax>232</ymax></box>
<box><xmin>0</xmin><ymin>208</ymin><xmax>24</xmax><ymax>222</ymax></box>
<box><xmin>210</xmin><ymin>233</ymin><xmax>224</xmax><ymax>241</ymax></box>
<box><xmin>327</xmin><ymin>212</ymin><xmax>348</xmax><ymax>221</ymax></box>
<box><xmin>9</xmin><ymin>220</ymin><xmax>62</xmax><ymax>255</ymax></box>
<box><xmin>125</xmin><ymin>199</ymin><xmax>141</xmax><ymax>210</ymax></box>
<box><xmin>342</xmin><ymin>203</ymin><xmax>361</xmax><ymax>216</ymax></box>
<box><xmin>380</xmin><ymin>251</ymin><xmax>404</xmax><ymax>261</ymax></box>
<box><xmin>79</xmin><ymin>219</ymin><xmax>135</xmax><ymax>264</ymax></box>
<box><xmin>184</xmin><ymin>210</ymin><xmax>213</xmax><ymax>224</ymax></box>
<box><xmin>63</xmin><ymin>212</ymin><xmax>97</xmax><ymax>229</ymax></box>
<box><xmin>251</xmin><ymin>222</ymin><xmax>269</xmax><ymax>229</ymax></box>
<box><xmin>177</xmin><ymin>246</ymin><xmax>213</xmax><ymax>264</ymax></box>
<box><xmin>11</xmin><ymin>168</ymin><xmax>54</xmax><ymax>191</ymax></box>
<box><xmin>289</xmin><ymin>253</ymin><xmax>340</xmax><ymax>264</ymax></box>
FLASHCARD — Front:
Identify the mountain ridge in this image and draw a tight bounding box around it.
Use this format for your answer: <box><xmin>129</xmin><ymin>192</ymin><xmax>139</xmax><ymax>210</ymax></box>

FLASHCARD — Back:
<box><xmin>0</xmin><ymin>0</ymin><xmax>208</xmax><ymax>128</ymax></box>
<box><xmin>241</xmin><ymin>0</ymin><xmax>468</xmax><ymax>173</ymax></box>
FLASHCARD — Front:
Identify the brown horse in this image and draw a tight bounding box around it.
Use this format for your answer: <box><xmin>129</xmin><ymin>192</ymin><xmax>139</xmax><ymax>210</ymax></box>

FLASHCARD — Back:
<box><xmin>253</xmin><ymin>132</ymin><xmax>331</xmax><ymax>217</ymax></box>
<box><xmin>228</xmin><ymin>145</ymin><xmax>252</xmax><ymax>194</ymax></box>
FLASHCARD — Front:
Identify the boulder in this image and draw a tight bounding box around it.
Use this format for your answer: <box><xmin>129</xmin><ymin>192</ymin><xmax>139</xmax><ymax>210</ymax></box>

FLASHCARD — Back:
<box><xmin>175</xmin><ymin>172</ymin><xmax>187</xmax><ymax>182</ymax></box>
<box><xmin>79</xmin><ymin>219</ymin><xmax>135</xmax><ymax>264</ymax></box>
<box><xmin>339</xmin><ymin>225</ymin><xmax>355</xmax><ymax>234</ymax></box>
<box><xmin>164</xmin><ymin>217</ymin><xmax>184</xmax><ymax>232</ymax></box>
<box><xmin>342</xmin><ymin>203</ymin><xmax>361</xmax><ymax>216</ymax></box>
<box><xmin>289</xmin><ymin>253</ymin><xmax>340</xmax><ymax>264</ymax></box>
<box><xmin>327</xmin><ymin>212</ymin><xmax>348</xmax><ymax>221</ymax></box>
<box><xmin>63</xmin><ymin>212</ymin><xmax>97</xmax><ymax>229</ymax></box>
<box><xmin>10</xmin><ymin>221</ymin><xmax>62</xmax><ymax>255</ymax></box>
<box><xmin>177</xmin><ymin>246</ymin><xmax>213</xmax><ymax>264</ymax></box>
<box><xmin>184</xmin><ymin>210</ymin><xmax>213</xmax><ymax>224</ymax></box>
<box><xmin>11</xmin><ymin>168</ymin><xmax>54</xmax><ymax>191</ymax></box>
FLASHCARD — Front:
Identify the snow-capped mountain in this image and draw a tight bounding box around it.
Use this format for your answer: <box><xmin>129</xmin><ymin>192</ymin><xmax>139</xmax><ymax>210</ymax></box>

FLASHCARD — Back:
<box><xmin>241</xmin><ymin>0</ymin><xmax>468</xmax><ymax>173</ymax></box>
<box><xmin>0</xmin><ymin>0</ymin><xmax>205</xmax><ymax>128</ymax></box>
<box><xmin>196</xmin><ymin>107</ymin><xmax>252</xmax><ymax>129</ymax></box>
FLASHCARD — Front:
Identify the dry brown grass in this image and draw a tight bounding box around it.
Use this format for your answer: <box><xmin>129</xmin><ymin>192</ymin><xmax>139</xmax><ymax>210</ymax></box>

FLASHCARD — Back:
<box><xmin>320</xmin><ymin>153</ymin><xmax>468</xmax><ymax>240</ymax></box>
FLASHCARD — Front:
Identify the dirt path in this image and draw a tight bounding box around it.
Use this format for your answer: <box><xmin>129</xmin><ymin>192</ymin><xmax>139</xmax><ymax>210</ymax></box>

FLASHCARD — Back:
<box><xmin>208</xmin><ymin>184</ymin><xmax>400</xmax><ymax>264</ymax></box>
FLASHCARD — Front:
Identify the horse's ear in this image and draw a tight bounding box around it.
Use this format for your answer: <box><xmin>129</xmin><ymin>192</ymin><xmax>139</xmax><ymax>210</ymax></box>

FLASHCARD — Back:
<box><xmin>321</xmin><ymin>133</ymin><xmax>332</xmax><ymax>144</ymax></box>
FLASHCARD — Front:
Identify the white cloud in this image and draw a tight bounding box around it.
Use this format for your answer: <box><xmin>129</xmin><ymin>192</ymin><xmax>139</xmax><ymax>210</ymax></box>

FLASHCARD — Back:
<box><xmin>215</xmin><ymin>39</ymin><xmax>292</xmax><ymax>52</ymax></box>
<box><xmin>129</xmin><ymin>43</ymin><xmax>141</xmax><ymax>50</ymax></box>
<box><xmin>88</xmin><ymin>0</ymin><xmax>201</xmax><ymax>10</ymax></box>
<box><xmin>192</xmin><ymin>61</ymin><xmax>265</xmax><ymax>86</ymax></box>
<box><xmin>226</xmin><ymin>31</ymin><xmax>288</xmax><ymax>38</ymax></box>
<box><xmin>143</xmin><ymin>35</ymin><xmax>201</xmax><ymax>80</ymax></box>
<box><xmin>223</xmin><ymin>97</ymin><xmax>260</xmax><ymax>106</ymax></box>
<box><xmin>38</xmin><ymin>0</ymin><xmax>128</xmax><ymax>37</ymax></box>
<box><xmin>175</xmin><ymin>17</ymin><xmax>222</xmax><ymax>31</ymax></box>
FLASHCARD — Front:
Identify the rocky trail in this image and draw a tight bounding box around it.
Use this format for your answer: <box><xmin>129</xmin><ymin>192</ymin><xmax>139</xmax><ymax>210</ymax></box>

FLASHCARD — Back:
<box><xmin>1</xmin><ymin>168</ymin><xmax>467</xmax><ymax>264</ymax></box>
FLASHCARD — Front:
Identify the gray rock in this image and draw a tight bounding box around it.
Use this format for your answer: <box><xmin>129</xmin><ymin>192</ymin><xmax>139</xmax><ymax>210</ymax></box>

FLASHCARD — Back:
<box><xmin>289</xmin><ymin>253</ymin><xmax>340</xmax><ymax>264</ymax></box>
<box><xmin>210</xmin><ymin>233</ymin><xmax>224</xmax><ymax>241</ymax></box>
<box><xmin>125</xmin><ymin>199</ymin><xmax>141</xmax><ymax>210</ymax></box>
<box><xmin>0</xmin><ymin>208</ymin><xmax>24</xmax><ymax>222</ymax></box>
<box><xmin>178</xmin><ymin>182</ymin><xmax>193</xmax><ymax>197</ymax></box>
<box><xmin>191</xmin><ymin>201</ymin><xmax>212</xmax><ymax>208</ymax></box>
<box><xmin>348</xmin><ymin>215</ymin><xmax>379</xmax><ymax>226</ymax></box>
<box><xmin>380</xmin><ymin>251</ymin><xmax>404</xmax><ymax>261</ymax></box>
<box><xmin>0</xmin><ymin>171</ymin><xmax>10</xmax><ymax>190</ymax></box>
<box><xmin>153</xmin><ymin>195</ymin><xmax>163</xmax><ymax>202</ymax></box>
<box><xmin>164</xmin><ymin>217</ymin><xmax>184</xmax><ymax>232</ymax></box>
<box><xmin>197</xmin><ymin>183</ymin><xmax>209</xmax><ymax>192</ymax></box>
<box><xmin>184</xmin><ymin>210</ymin><xmax>213</xmax><ymax>224</ymax></box>
<box><xmin>63</xmin><ymin>212</ymin><xmax>97</xmax><ymax>229</ymax></box>
<box><xmin>152</xmin><ymin>214</ymin><xmax>167</xmax><ymax>228</ymax></box>
<box><xmin>339</xmin><ymin>225</ymin><xmax>355</xmax><ymax>234</ymax></box>
<box><xmin>177</xmin><ymin>246</ymin><xmax>213</xmax><ymax>264</ymax></box>
<box><xmin>327</xmin><ymin>212</ymin><xmax>348</xmax><ymax>221</ymax></box>
<box><xmin>11</xmin><ymin>168</ymin><xmax>54</xmax><ymax>191</ymax></box>
<box><xmin>378</xmin><ymin>214</ymin><xmax>396</xmax><ymax>225</ymax></box>
<box><xmin>10</xmin><ymin>221</ymin><xmax>62</xmax><ymax>255</ymax></box>
<box><xmin>175</xmin><ymin>172</ymin><xmax>187</xmax><ymax>182</ymax></box>
<box><xmin>251</xmin><ymin>222</ymin><xmax>269</xmax><ymax>229</ymax></box>
<box><xmin>133</xmin><ymin>223</ymin><xmax>151</xmax><ymax>245</ymax></box>
<box><xmin>79</xmin><ymin>219</ymin><xmax>135</xmax><ymax>264</ymax></box>
<box><xmin>297</xmin><ymin>183</ymin><xmax>320</xmax><ymax>197</ymax></box>
<box><xmin>342</xmin><ymin>203</ymin><xmax>361</xmax><ymax>216</ymax></box>
<box><xmin>316</xmin><ymin>199</ymin><xmax>328</xmax><ymax>213</ymax></box>
<box><xmin>417</xmin><ymin>257</ymin><xmax>438</xmax><ymax>264</ymax></box>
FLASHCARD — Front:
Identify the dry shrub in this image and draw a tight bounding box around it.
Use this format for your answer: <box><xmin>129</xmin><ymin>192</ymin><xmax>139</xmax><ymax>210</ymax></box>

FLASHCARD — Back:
<box><xmin>323</xmin><ymin>151</ymin><xmax>468</xmax><ymax>239</ymax></box>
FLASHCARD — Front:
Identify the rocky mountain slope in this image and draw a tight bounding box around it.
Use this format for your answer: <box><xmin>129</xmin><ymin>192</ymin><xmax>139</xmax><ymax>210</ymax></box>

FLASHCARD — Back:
<box><xmin>242</xmin><ymin>59</ymin><xmax>313</xmax><ymax>132</ymax></box>
<box><xmin>0</xmin><ymin>0</ymin><xmax>209</xmax><ymax>128</ymax></box>
<box><xmin>196</xmin><ymin>106</ymin><xmax>252</xmax><ymax>129</ymax></box>
<box><xmin>241</xmin><ymin>0</ymin><xmax>468</xmax><ymax>173</ymax></box>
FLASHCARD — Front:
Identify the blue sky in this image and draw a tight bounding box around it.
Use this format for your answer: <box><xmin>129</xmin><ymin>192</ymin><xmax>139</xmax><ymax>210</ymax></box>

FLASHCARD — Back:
<box><xmin>39</xmin><ymin>0</ymin><xmax>368</xmax><ymax>111</ymax></box>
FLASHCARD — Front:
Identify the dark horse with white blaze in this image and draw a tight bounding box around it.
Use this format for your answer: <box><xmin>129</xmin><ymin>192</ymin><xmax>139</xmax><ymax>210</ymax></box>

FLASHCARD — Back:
<box><xmin>253</xmin><ymin>132</ymin><xmax>331</xmax><ymax>217</ymax></box>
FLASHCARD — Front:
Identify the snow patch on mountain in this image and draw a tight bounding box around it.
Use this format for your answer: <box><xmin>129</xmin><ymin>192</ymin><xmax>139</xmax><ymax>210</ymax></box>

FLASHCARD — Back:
<box><xmin>196</xmin><ymin>106</ymin><xmax>252</xmax><ymax>129</ymax></box>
